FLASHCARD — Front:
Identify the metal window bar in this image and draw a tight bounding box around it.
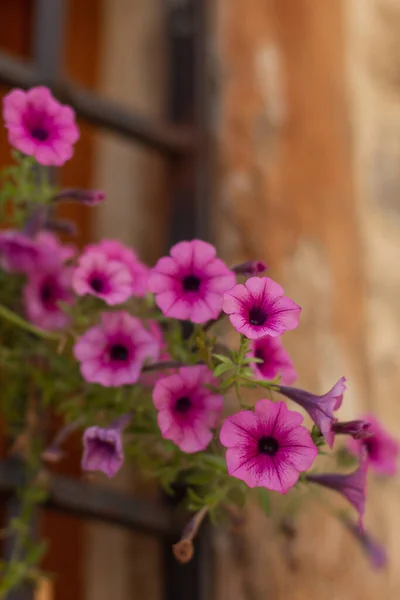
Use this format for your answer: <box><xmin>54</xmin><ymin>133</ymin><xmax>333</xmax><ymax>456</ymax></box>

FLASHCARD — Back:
<box><xmin>0</xmin><ymin>0</ymin><xmax>212</xmax><ymax>598</ymax></box>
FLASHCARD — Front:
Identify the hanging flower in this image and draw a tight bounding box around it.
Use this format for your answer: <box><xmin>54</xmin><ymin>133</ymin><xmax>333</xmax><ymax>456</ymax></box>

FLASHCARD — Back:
<box><xmin>0</xmin><ymin>230</ymin><xmax>39</xmax><ymax>273</ymax></box>
<box><xmin>3</xmin><ymin>86</ymin><xmax>79</xmax><ymax>166</ymax></box>
<box><xmin>24</xmin><ymin>266</ymin><xmax>73</xmax><ymax>330</ymax></box>
<box><xmin>73</xmin><ymin>311</ymin><xmax>159</xmax><ymax>387</ymax></box>
<box><xmin>148</xmin><ymin>239</ymin><xmax>236</xmax><ymax>324</ymax></box>
<box><xmin>347</xmin><ymin>415</ymin><xmax>399</xmax><ymax>476</ymax></box>
<box><xmin>276</xmin><ymin>377</ymin><xmax>347</xmax><ymax>448</ymax></box>
<box><xmin>248</xmin><ymin>336</ymin><xmax>297</xmax><ymax>384</ymax></box>
<box><xmin>152</xmin><ymin>366</ymin><xmax>223</xmax><ymax>453</ymax></box>
<box><xmin>222</xmin><ymin>277</ymin><xmax>301</xmax><ymax>339</ymax></box>
<box><xmin>72</xmin><ymin>248</ymin><xmax>133</xmax><ymax>305</ymax></box>
<box><xmin>81</xmin><ymin>414</ymin><xmax>131</xmax><ymax>478</ymax></box>
<box><xmin>306</xmin><ymin>459</ymin><xmax>367</xmax><ymax>529</ymax></box>
<box><xmin>232</xmin><ymin>260</ymin><xmax>267</xmax><ymax>276</ymax></box>
<box><xmin>220</xmin><ymin>400</ymin><xmax>318</xmax><ymax>493</ymax></box>
<box><xmin>87</xmin><ymin>239</ymin><xmax>149</xmax><ymax>298</ymax></box>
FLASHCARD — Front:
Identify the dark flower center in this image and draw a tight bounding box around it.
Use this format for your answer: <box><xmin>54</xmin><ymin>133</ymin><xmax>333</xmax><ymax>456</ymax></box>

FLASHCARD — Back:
<box><xmin>92</xmin><ymin>438</ymin><xmax>116</xmax><ymax>456</ymax></box>
<box><xmin>109</xmin><ymin>344</ymin><xmax>129</xmax><ymax>362</ymax></box>
<box><xmin>90</xmin><ymin>276</ymin><xmax>104</xmax><ymax>293</ymax></box>
<box><xmin>364</xmin><ymin>436</ymin><xmax>377</xmax><ymax>456</ymax></box>
<box><xmin>30</xmin><ymin>126</ymin><xmax>49</xmax><ymax>141</ymax></box>
<box><xmin>182</xmin><ymin>274</ymin><xmax>201</xmax><ymax>292</ymax></box>
<box><xmin>40</xmin><ymin>282</ymin><xmax>54</xmax><ymax>303</ymax></box>
<box><xmin>175</xmin><ymin>396</ymin><xmax>192</xmax><ymax>413</ymax></box>
<box><xmin>258</xmin><ymin>436</ymin><xmax>279</xmax><ymax>455</ymax></box>
<box><xmin>254</xmin><ymin>348</ymin><xmax>264</xmax><ymax>364</ymax></box>
<box><xmin>249</xmin><ymin>307</ymin><xmax>267</xmax><ymax>326</ymax></box>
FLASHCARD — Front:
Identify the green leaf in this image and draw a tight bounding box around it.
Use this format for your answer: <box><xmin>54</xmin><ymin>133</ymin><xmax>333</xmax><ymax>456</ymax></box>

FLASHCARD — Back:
<box><xmin>212</xmin><ymin>354</ymin><xmax>232</xmax><ymax>364</ymax></box>
<box><xmin>213</xmin><ymin>363</ymin><xmax>234</xmax><ymax>377</ymax></box>
<box><xmin>257</xmin><ymin>488</ymin><xmax>271</xmax><ymax>516</ymax></box>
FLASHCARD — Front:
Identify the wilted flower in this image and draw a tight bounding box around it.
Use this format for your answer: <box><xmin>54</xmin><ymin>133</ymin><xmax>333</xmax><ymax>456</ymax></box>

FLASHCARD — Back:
<box><xmin>153</xmin><ymin>366</ymin><xmax>223</xmax><ymax>453</ymax></box>
<box><xmin>222</xmin><ymin>277</ymin><xmax>301</xmax><ymax>339</ymax></box>
<box><xmin>220</xmin><ymin>400</ymin><xmax>318</xmax><ymax>493</ymax></box>
<box><xmin>82</xmin><ymin>414</ymin><xmax>131</xmax><ymax>478</ymax></box>
<box><xmin>248</xmin><ymin>336</ymin><xmax>297</xmax><ymax>384</ymax></box>
<box><xmin>3</xmin><ymin>86</ymin><xmax>79</xmax><ymax>165</ymax></box>
<box><xmin>54</xmin><ymin>188</ymin><xmax>105</xmax><ymax>206</ymax></box>
<box><xmin>72</xmin><ymin>247</ymin><xmax>133</xmax><ymax>305</ymax></box>
<box><xmin>232</xmin><ymin>260</ymin><xmax>267</xmax><ymax>276</ymax></box>
<box><xmin>347</xmin><ymin>414</ymin><xmax>399</xmax><ymax>476</ymax></box>
<box><xmin>149</xmin><ymin>239</ymin><xmax>236</xmax><ymax>324</ymax></box>
<box><xmin>73</xmin><ymin>311</ymin><xmax>159</xmax><ymax>387</ymax></box>
<box><xmin>306</xmin><ymin>459</ymin><xmax>367</xmax><ymax>529</ymax></box>
<box><xmin>277</xmin><ymin>377</ymin><xmax>347</xmax><ymax>448</ymax></box>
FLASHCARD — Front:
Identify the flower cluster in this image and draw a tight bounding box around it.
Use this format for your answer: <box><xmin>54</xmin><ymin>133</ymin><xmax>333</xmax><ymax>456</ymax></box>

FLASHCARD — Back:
<box><xmin>0</xmin><ymin>86</ymin><xmax>397</xmax><ymax>593</ymax></box>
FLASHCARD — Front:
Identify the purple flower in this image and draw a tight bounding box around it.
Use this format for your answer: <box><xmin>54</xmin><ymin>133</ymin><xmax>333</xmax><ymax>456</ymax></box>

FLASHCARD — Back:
<box><xmin>153</xmin><ymin>366</ymin><xmax>223</xmax><ymax>453</ymax></box>
<box><xmin>148</xmin><ymin>239</ymin><xmax>236</xmax><ymax>324</ymax></box>
<box><xmin>3</xmin><ymin>86</ymin><xmax>79</xmax><ymax>166</ymax></box>
<box><xmin>249</xmin><ymin>336</ymin><xmax>297</xmax><ymax>384</ymax></box>
<box><xmin>0</xmin><ymin>230</ymin><xmax>40</xmax><ymax>273</ymax></box>
<box><xmin>232</xmin><ymin>260</ymin><xmax>267</xmax><ymax>276</ymax></box>
<box><xmin>24</xmin><ymin>266</ymin><xmax>73</xmax><ymax>330</ymax></box>
<box><xmin>220</xmin><ymin>400</ymin><xmax>318</xmax><ymax>494</ymax></box>
<box><xmin>342</xmin><ymin>517</ymin><xmax>387</xmax><ymax>570</ymax></box>
<box><xmin>326</xmin><ymin>420</ymin><xmax>372</xmax><ymax>449</ymax></box>
<box><xmin>73</xmin><ymin>312</ymin><xmax>159</xmax><ymax>387</ymax></box>
<box><xmin>222</xmin><ymin>277</ymin><xmax>301</xmax><ymax>339</ymax></box>
<box><xmin>54</xmin><ymin>188</ymin><xmax>105</xmax><ymax>206</ymax></box>
<box><xmin>89</xmin><ymin>239</ymin><xmax>149</xmax><ymax>298</ymax></box>
<box><xmin>72</xmin><ymin>248</ymin><xmax>133</xmax><ymax>305</ymax></box>
<box><xmin>347</xmin><ymin>415</ymin><xmax>399</xmax><ymax>476</ymax></box>
<box><xmin>82</xmin><ymin>414</ymin><xmax>131</xmax><ymax>478</ymax></box>
<box><xmin>306</xmin><ymin>460</ymin><xmax>367</xmax><ymax>529</ymax></box>
<box><xmin>277</xmin><ymin>377</ymin><xmax>347</xmax><ymax>448</ymax></box>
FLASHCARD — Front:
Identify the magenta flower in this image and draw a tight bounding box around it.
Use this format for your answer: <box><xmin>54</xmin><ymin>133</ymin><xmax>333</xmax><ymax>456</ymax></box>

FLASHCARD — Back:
<box><xmin>82</xmin><ymin>414</ymin><xmax>131</xmax><ymax>478</ymax></box>
<box><xmin>347</xmin><ymin>415</ymin><xmax>399</xmax><ymax>476</ymax></box>
<box><xmin>72</xmin><ymin>248</ymin><xmax>133</xmax><ymax>305</ymax></box>
<box><xmin>0</xmin><ymin>230</ymin><xmax>39</xmax><ymax>273</ymax></box>
<box><xmin>153</xmin><ymin>366</ymin><xmax>223</xmax><ymax>453</ymax></box>
<box><xmin>74</xmin><ymin>312</ymin><xmax>159</xmax><ymax>387</ymax></box>
<box><xmin>24</xmin><ymin>266</ymin><xmax>73</xmax><ymax>330</ymax></box>
<box><xmin>3</xmin><ymin>86</ymin><xmax>79</xmax><ymax>166</ymax></box>
<box><xmin>148</xmin><ymin>240</ymin><xmax>236</xmax><ymax>324</ymax></box>
<box><xmin>306</xmin><ymin>460</ymin><xmax>367</xmax><ymax>529</ymax></box>
<box><xmin>222</xmin><ymin>277</ymin><xmax>301</xmax><ymax>339</ymax></box>
<box><xmin>277</xmin><ymin>377</ymin><xmax>347</xmax><ymax>448</ymax></box>
<box><xmin>342</xmin><ymin>517</ymin><xmax>387</xmax><ymax>570</ymax></box>
<box><xmin>220</xmin><ymin>400</ymin><xmax>318</xmax><ymax>493</ymax></box>
<box><xmin>87</xmin><ymin>239</ymin><xmax>148</xmax><ymax>298</ymax></box>
<box><xmin>232</xmin><ymin>260</ymin><xmax>267</xmax><ymax>276</ymax></box>
<box><xmin>35</xmin><ymin>231</ymin><xmax>76</xmax><ymax>269</ymax></box>
<box><xmin>249</xmin><ymin>336</ymin><xmax>297</xmax><ymax>384</ymax></box>
<box><xmin>326</xmin><ymin>420</ymin><xmax>372</xmax><ymax>449</ymax></box>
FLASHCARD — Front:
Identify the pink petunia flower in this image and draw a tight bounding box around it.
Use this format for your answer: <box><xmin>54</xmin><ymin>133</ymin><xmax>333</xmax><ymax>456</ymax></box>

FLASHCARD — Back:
<box><xmin>347</xmin><ymin>415</ymin><xmax>399</xmax><ymax>476</ymax></box>
<box><xmin>249</xmin><ymin>336</ymin><xmax>297</xmax><ymax>384</ymax></box>
<box><xmin>306</xmin><ymin>458</ymin><xmax>367</xmax><ymax>530</ymax></box>
<box><xmin>222</xmin><ymin>277</ymin><xmax>301</xmax><ymax>339</ymax></box>
<box><xmin>24</xmin><ymin>266</ymin><xmax>73</xmax><ymax>330</ymax></box>
<box><xmin>82</xmin><ymin>414</ymin><xmax>131</xmax><ymax>478</ymax></box>
<box><xmin>73</xmin><ymin>312</ymin><xmax>159</xmax><ymax>387</ymax></box>
<box><xmin>152</xmin><ymin>366</ymin><xmax>223</xmax><ymax>453</ymax></box>
<box><xmin>3</xmin><ymin>86</ymin><xmax>79</xmax><ymax>166</ymax></box>
<box><xmin>148</xmin><ymin>240</ymin><xmax>236</xmax><ymax>324</ymax></box>
<box><xmin>277</xmin><ymin>377</ymin><xmax>347</xmax><ymax>448</ymax></box>
<box><xmin>0</xmin><ymin>230</ymin><xmax>40</xmax><ymax>273</ymax></box>
<box><xmin>72</xmin><ymin>248</ymin><xmax>133</xmax><ymax>305</ymax></box>
<box><xmin>35</xmin><ymin>231</ymin><xmax>76</xmax><ymax>269</ymax></box>
<box><xmin>87</xmin><ymin>239</ymin><xmax>149</xmax><ymax>298</ymax></box>
<box><xmin>220</xmin><ymin>400</ymin><xmax>318</xmax><ymax>494</ymax></box>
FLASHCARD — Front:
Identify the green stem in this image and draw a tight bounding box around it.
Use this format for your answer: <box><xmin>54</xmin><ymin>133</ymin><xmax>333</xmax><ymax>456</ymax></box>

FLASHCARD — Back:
<box><xmin>0</xmin><ymin>303</ymin><xmax>61</xmax><ymax>341</ymax></box>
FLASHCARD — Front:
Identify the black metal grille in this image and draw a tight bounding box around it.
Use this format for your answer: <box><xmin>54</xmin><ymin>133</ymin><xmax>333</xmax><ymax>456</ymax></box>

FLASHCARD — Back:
<box><xmin>0</xmin><ymin>0</ymin><xmax>212</xmax><ymax>598</ymax></box>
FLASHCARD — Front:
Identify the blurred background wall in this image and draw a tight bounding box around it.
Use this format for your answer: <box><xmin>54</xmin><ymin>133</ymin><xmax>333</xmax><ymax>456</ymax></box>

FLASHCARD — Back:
<box><xmin>1</xmin><ymin>0</ymin><xmax>400</xmax><ymax>598</ymax></box>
